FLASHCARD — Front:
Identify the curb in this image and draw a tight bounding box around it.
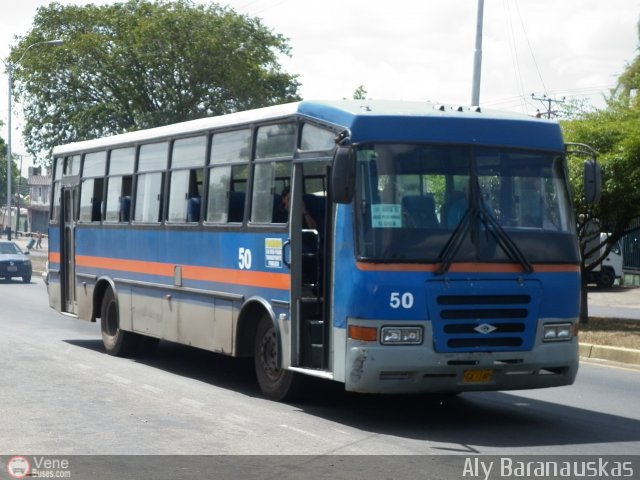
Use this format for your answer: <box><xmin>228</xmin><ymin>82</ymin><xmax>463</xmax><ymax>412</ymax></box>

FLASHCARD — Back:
<box><xmin>579</xmin><ymin>343</ymin><xmax>640</xmax><ymax>366</ymax></box>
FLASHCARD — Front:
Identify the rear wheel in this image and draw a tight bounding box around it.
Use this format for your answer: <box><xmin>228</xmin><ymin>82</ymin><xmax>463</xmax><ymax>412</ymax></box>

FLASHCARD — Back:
<box><xmin>22</xmin><ymin>275</ymin><xmax>31</xmax><ymax>283</ymax></box>
<box><xmin>100</xmin><ymin>287</ymin><xmax>139</xmax><ymax>356</ymax></box>
<box><xmin>254</xmin><ymin>314</ymin><xmax>300</xmax><ymax>401</ymax></box>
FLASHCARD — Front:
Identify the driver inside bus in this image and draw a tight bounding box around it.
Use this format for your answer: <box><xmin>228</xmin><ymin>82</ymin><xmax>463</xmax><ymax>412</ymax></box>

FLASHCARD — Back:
<box><xmin>280</xmin><ymin>186</ymin><xmax>318</xmax><ymax>230</ymax></box>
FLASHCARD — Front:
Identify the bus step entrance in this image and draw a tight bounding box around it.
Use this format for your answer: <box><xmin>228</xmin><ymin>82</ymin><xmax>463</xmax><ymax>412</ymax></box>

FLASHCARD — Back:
<box><xmin>300</xmin><ymin>297</ymin><xmax>326</xmax><ymax>369</ymax></box>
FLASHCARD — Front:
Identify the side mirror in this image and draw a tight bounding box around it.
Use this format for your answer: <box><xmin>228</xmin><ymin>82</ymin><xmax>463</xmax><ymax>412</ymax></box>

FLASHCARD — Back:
<box><xmin>583</xmin><ymin>159</ymin><xmax>601</xmax><ymax>204</ymax></box>
<box><xmin>331</xmin><ymin>145</ymin><xmax>356</xmax><ymax>204</ymax></box>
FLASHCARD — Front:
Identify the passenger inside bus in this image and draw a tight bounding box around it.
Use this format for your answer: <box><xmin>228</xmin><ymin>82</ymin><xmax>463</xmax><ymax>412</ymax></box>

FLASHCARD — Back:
<box><xmin>280</xmin><ymin>186</ymin><xmax>318</xmax><ymax>230</ymax></box>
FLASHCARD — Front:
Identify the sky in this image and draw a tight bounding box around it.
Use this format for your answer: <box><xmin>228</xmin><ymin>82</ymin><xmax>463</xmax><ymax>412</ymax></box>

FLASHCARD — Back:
<box><xmin>1</xmin><ymin>0</ymin><xmax>639</xmax><ymax>174</ymax></box>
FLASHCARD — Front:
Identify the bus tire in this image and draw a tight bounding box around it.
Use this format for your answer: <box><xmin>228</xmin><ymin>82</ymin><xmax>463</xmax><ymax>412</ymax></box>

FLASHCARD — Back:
<box><xmin>254</xmin><ymin>314</ymin><xmax>299</xmax><ymax>402</ymax></box>
<box><xmin>100</xmin><ymin>287</ymin><xmax>139</xmax><ymax>357</ymax></box>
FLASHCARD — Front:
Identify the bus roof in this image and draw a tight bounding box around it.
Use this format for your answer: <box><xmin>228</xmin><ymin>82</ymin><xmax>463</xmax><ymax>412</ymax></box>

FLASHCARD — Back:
<box><xmin>52</xmin><ymin>100</ymin><xmax>564</xmax><ymax>156</ymax></box>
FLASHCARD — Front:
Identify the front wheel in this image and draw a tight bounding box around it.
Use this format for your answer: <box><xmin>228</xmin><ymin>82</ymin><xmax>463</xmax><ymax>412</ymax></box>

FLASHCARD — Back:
<box><xmin>596</xmin><ymin>268</ymin><xmax>615</xmax><ymax>289</ymax></box>
<box><xmin>100</xmin><ymin>287</ymin><xmax>139</xmax><ymax>356</ymax></box>
<box><xmin>254</xmin><ymin>314</ymin><xmax>300</xmax><ymax>401</ymax></box>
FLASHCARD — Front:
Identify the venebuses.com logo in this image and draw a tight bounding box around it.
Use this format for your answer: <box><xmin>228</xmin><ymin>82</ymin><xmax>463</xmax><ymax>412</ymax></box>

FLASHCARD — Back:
<box><xmin>6</xmin><ymin>456</ymin><xmax>30</xmax><ymax>479</ymax></box>
<box><xmin>5</xmin><ymin>456</ymin><xmax>71</xmax><ymax>479</ymax></box>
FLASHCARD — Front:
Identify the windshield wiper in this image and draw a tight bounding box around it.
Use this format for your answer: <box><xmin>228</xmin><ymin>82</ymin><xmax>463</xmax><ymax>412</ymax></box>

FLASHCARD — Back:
<box><xmin>437</xmin><ymin>161</ymin><xmax>533</xmax><ymax>277</ymax></box>
<box><xmin>477</xmin><ymin>205</ymin><xmax>533</xmax><ymax>274</ymax></box>
<box><xmin>436</xmin><ymin>202</ymin><xmax>533</xmax><ymax>275</ymax></box>
<box><xmin>436</xmin><ymin>207</ymin><xmax>473</xmax><ymax>275</ymax></box>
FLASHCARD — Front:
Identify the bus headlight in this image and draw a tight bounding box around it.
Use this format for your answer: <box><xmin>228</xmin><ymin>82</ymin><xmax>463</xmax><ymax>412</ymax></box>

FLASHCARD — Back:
<box><xmin>543</xmin><ymin>323</ymin><xmax>573</xmax><ymax>342</ymax></box>
<box><xmin>381</xmin><ymin>326</ymin><xmax>423</xmax><ymax>345</ymax></box>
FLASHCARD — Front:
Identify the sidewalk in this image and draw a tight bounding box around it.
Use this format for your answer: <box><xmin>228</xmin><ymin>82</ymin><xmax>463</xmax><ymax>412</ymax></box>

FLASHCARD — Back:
<box><xmin>587</xmin><ymin>285</ymin><xmax>640</xmax><ymax>321</ymax></box>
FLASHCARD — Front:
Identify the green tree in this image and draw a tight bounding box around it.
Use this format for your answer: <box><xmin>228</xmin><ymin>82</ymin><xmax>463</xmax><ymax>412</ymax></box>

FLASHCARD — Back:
<box><xmin>9</xmin><ymin>0</ymin><xmax>300</xmax><ymax>163</ymax></box>
<box><xmin>562</xmin><ymin>18</ymin><xmax>640</xmax><ymax>275</ymax></box>
<box><xmin>562</xmin><ymin>95</ymin><xmax>640</xmax><ymax>275</ymax></box>
<box><xmin>352</xmin><ymin>85</ymin><xmax>367</xmax><ymax>100</ymax></box>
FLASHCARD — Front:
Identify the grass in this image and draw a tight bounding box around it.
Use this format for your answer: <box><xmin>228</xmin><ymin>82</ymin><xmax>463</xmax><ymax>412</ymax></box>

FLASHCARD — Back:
<box><xmin>580</xmin><ymin>317</ymin><xmax>640</xmax><ymax>350</ymax></box>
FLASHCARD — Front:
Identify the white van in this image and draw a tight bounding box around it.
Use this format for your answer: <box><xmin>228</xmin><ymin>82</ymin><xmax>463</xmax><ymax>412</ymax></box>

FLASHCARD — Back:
<box><xmin>586</xmin><ymin>233</ymin><xmax>623</xmax><ymax>288</ymax></box>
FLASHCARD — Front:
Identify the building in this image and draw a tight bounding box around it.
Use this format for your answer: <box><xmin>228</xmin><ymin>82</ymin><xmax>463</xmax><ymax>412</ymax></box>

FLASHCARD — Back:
<box><xmin>27</xmin><ymin>166</ymin><xmax>51</xmax><ymax>234</ymax></box>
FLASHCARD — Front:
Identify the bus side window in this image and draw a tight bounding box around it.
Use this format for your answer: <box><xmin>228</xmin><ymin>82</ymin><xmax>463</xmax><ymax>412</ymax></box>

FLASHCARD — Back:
<box><xmin>135</xmin><ymin>142</ymin><xmax>168</xmax><ymax>223</ymax></box>
<box><xmin>79</xmin><ymin>151</ymin><xmax>107</xmax><ymax>223</ymax></box>
<box><xmin>207</xmin><ymin>129</ymin><xmax>251</xmax><ymax>224</ymax></box>
<box><xmin>250</xmin><ymin>161</ymin><xmax>291</xmax><ymax>223</ymax></box>
<box><xmin>169</xmin><ymin>136</ymin><xmax>206</xmax><ymax>223</ymax></box>
<box><xmin>106</xmin><ymin>147</ymin><xmax>135</xmax><ymax>223</ymax></box>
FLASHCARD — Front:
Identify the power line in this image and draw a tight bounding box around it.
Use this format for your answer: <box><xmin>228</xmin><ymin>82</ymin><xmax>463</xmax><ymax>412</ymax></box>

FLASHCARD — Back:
<box><xmin>531</xmin><ymin>93</ymin><xmax>565</xmax><ymax>118</ymax></box>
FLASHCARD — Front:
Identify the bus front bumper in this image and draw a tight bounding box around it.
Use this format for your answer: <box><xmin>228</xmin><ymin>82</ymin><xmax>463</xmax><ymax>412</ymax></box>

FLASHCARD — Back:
<box><xmin>344</xmin><ymin>331</ymin><xmax>579</xmax><ymax>394</ymax></box>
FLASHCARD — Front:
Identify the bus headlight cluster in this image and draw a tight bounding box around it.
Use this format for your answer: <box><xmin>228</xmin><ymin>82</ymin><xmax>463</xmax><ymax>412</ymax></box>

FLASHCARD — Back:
<box><xmin>381</xmin><ymin>326</ymin><xmax>423</xmax><ymax>345</ymax></box>
<box><xmin>543</xmin><ymin>323</ymin><xmax>573</xmax><ymax>342</ymax></box>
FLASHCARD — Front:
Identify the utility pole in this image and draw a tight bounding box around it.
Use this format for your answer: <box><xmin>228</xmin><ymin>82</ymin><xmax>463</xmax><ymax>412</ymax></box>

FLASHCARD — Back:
<box><xmin>471</xmin><ymin>0</ymin><xmax>484</xmax><ymax>106</ymax></box>
<box><xmin>531</xmin><ymin>93</ymin><xmax>566</xmax><ymax>119</ymax></box>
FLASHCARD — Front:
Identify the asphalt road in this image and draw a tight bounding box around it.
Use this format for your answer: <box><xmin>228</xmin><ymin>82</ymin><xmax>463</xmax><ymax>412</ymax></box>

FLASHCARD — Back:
<box><xmin>2</xmin><ymin>280</ymin><xmax>640</xmax><ymax>478</ymax></box>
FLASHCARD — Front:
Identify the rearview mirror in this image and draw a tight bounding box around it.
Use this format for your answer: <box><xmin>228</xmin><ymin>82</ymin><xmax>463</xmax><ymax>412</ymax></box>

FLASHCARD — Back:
<box><xmin>331</xmin><ymin>146</ymin><xmax>356</xmax><ymax>204</ymax></box>
<box><xmin>583</xmin><ymin>159</ymin><xmax>601</xmax><ymax>204</ymax></box>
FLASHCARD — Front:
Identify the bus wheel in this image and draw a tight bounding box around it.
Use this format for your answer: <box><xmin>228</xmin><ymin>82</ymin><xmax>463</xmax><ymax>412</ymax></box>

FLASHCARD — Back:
<box><xmin>100</xmin><ymin>287</ymin><xmax>139</xmax><ymax>357</ymax></box>
<box><xmin>254</xmin><ymin>314</ymin><xmax>299</xmax><ymax>401</ymax></box>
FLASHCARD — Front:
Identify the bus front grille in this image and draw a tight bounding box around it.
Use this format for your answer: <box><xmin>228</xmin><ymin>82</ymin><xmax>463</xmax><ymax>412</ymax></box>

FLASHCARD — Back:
<box><xmin>428</xmin><ymin>282</ymin><xmax>540</xmax><ymax>353</ymax></box>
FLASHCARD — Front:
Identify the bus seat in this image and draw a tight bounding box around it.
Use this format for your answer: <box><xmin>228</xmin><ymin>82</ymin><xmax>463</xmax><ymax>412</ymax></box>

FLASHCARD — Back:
<box><xmin>187</xmin><ymin>196</ymin><xmax>201</xmax><ymax>222</ymax></box>
<box><xmin>228</xmin><ymin>191</ymin><xmax>245</xmax><ymax>222</ymax></box>
<box><xmin>402</xmin><ymin>194</ymin><xmax>439</xmax><ymax>228</ymax></box>
<box><xmin>119</xmin><ymin>196</ymin><xmax>131</xmax><ymax>222</ymax></box>
<box><xmin>441</xmin><ymin>192</ymin><xmax>466</xmax><ymax>228</ymax></box>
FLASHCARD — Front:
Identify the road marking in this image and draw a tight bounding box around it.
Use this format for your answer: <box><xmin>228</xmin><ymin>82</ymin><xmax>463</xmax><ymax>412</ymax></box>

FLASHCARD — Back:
<box><xmin>141</xmin><ymin>384</ymin><xmax>163</xmax><ymax>394</ymax></box>
<box><xmin>105</xmin><ymin>373</ymin><xmax>133</xmax><ymax>385</ymax></box>
<box><xmin>180</xmin><ymin>397</ymin><xmax>206</xmax><ymax>409</ymax></box>
<box><xmin>280</xmin><ymin>424</ymin><xmax>320</xmax><ymax>438</ymax></box>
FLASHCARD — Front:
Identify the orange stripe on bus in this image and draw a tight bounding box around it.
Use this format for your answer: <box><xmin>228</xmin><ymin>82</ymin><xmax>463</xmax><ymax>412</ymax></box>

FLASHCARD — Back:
<box><xmin>355</xmin><ymin>261</ymin><xmax>580</xmax><ymax>274</ymax></box>
<box><xmin>75</xmin><ymin>255</ymin><xmax>290</xmax><ymax>290</ymax></box>
<box><xmin>49</xmin><ymin>252</ymin><xmax>60</xmax><ymax>263</ymax></box>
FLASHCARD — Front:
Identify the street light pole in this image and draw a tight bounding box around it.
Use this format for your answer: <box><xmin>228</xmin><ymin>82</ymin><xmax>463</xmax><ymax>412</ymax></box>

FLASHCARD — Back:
<box><xmin>5</xmin><ymin>39</ymin><xmax>63</xmax><ymax>241</ymax></box>
<box><xmin>471</xmin><ymin>0</ymin><xmax>485</xmax><ymax>107</ymax></box>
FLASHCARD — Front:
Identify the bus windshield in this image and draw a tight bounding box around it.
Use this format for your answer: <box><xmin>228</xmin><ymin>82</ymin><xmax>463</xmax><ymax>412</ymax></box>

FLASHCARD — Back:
<box><xmin>354</xmin><ymin>143</ymin><xmax>578</xmax><ymax>264</ymax></box>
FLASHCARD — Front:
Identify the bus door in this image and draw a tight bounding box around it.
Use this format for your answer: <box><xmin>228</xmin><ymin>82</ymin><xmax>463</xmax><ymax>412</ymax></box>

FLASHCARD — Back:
<box><xmin>60</xmin><ymin>180</ymin><xmax>79</xmax><ymax>315</ymax></box>
<box><xmin>290</xmin><ymin>162</ymin><xmax>331</xmax><ymax>370</ymax></box>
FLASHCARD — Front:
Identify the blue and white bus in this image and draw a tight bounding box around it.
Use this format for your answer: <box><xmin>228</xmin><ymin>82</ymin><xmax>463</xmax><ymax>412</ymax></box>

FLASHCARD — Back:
<box><xmin>47</xmin><ymin>100</ymin><xmax>589</xmax><ymax>400</ymax></box>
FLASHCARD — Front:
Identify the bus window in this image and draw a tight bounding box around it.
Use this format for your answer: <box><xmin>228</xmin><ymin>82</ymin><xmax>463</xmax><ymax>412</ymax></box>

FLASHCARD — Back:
<box><xmin>252</xmin><ymin>124</ymin><xmax>294</xmax><ymax>224</ymax></box>
<box><xmin>251</xmin><ymin>160</ymin><xmax>291</xmax><ymax>224</ymax></box>
<box><xmin>300</xmin><ymin>123</ymin><xmax>335</xmax><ymax>151</ymax></box>
<box><xmin>255</xmin><ymin>124</ymin><xmax>295</xmax><ymax>159</ymax></box>
<box><xmin>105</xmin><ymin>147</ymin><xmax>135</xmax><ymax>223</ymax></box>
<box><xmin>50</xmin><ymin>157</ymin><xmax>63</xmax><ymax>222</ymax></box>
<box><xmin>134</xmin><ymin>142</ymin><xmax>168</xmax><ymax>223</ymax></box>
<box><xmin>78</xmin><ymin>151</ymin><xmax>106</xmax><ymax>223</ymax></box>
<box><xmin>63</xmin><ymin>155</ymin><xmax>80</xmax><ymax>176</ymax></box>
<box><xmin>207</xmin><ymin>130</ymin><xmax>251</xmax><ymax>223</ymax></box>
<box><xmin>168</xmin><ymin>136</ymin><xmax>206</xmax><ymax>223</ymax></box>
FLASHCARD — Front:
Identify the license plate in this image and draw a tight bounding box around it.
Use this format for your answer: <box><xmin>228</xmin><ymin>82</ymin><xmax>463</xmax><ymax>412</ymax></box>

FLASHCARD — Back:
<box><xmin>8</xmin><ymin>266</ymin><xmax>17</xmax><ymax>272</ymax></box>
<box><xmin>462</xmin><ymin>369</ymin><xmax>494</xmax><ymax>384</ymax></box>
